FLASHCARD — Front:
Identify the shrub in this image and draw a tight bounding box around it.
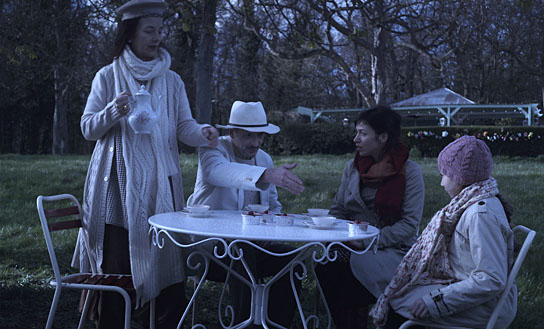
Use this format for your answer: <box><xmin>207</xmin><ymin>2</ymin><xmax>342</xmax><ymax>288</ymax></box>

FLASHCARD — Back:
<box><xmin>403</xmin><ymin>126</ymin><xmax>544</xmax><ymax>157</ymax></box>
<box><xmin>263</xmin><ymin>122</ymin><xmax>544</xmax><ymax>157</ymax></box>
<box><xmin>264</xmin><ymin>122</ymin><xmax>354</xmax><ymax>155</ymax></box>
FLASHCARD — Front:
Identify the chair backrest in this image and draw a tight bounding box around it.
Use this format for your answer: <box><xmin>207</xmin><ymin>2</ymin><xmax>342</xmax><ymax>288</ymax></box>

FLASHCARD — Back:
<box><xmin>37</xmin><ymin>194</ymin><xmax>83</xmax><ymax>284</ymax></box>
<box><xmin>486</xmin><ymin>225</ymin><xmax>536</xmax><ymax>329</ymax></box>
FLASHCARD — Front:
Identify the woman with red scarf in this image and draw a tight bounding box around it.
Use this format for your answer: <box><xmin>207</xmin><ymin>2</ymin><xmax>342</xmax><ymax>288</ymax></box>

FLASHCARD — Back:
<box><xmin>316</xmin><ymin>106</ymin><xmax>425</xmax><ymax>329</ymax></box>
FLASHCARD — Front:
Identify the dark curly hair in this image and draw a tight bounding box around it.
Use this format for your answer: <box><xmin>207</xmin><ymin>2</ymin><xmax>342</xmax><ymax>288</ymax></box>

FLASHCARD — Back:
<box><xmin>355</xmin><ymin>105</ymin><xmax>402</xmax><ymax>148</ymax></box>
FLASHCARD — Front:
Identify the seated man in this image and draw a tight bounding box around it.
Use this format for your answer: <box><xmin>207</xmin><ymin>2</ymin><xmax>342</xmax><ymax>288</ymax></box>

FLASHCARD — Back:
<box><xmin>188</xmin><ymin>100</ymin><xmax>304</xmax><ymax>210</ymax></box>
<box><xmin>187</xmin><ymin>100</ymin><xmax>305</xmax><ymax>328</ymax></box>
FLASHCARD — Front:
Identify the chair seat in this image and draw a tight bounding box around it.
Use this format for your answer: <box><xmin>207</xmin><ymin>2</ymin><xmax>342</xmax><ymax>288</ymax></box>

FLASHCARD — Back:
<box><xmin>37</xmin><ymin>194</ymin><xmax>152</xmax><ymax>329</ymax></box>
<box><xmin>51</xmin><ymin>273</ymin><xmax>135</xmax><ymax>291</ymax></box>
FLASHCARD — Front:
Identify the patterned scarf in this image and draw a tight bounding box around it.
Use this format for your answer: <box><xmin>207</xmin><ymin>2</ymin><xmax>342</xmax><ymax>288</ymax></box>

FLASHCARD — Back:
<box><xmin>354</xmin><ymin>142</ymin><xmax>409</xmax><ymax>227</ymax></box>
<box><xmin>370</xmin><ymin>177</ymin><xmax>500</xmax><ymax>326</ymax></box>
<box><xmin>112</xmin><ymin>46</ymin><xmax>179</xmax><ymax>305</ymax></box>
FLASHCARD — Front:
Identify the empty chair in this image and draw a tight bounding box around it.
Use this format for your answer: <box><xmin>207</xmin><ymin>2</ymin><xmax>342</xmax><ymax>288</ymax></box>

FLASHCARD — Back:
<box><xmin>37</xmin><ymin>193</ymin><xmax>155</xmax><ymax>329</ymax></box>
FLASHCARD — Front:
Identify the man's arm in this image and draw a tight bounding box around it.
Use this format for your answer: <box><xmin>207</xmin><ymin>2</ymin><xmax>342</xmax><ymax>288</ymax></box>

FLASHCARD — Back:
<box><xmin>199</xmin><ymin>145</ymin><xmax>267</xmax><ymax>191</ymax></box>
<box><xmin>257</xmin><ymin>163</ymin><xmax>305</xmax><ymax>194</ymax></box>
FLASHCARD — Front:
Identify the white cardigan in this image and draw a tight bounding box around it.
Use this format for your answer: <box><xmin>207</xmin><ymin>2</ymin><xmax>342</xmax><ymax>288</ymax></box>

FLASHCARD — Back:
<box><xmin>187</xmin><ymin>136</ymin><xmax>282</xmax><ymax>212</ymax></box>
<box><xmin>73</xmin><ymin>64</ymin><xmax>209</xmax><ymax>303</ymax></box>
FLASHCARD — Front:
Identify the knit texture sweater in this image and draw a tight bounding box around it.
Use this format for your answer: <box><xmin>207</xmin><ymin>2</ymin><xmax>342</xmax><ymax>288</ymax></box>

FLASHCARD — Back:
<box><xmin>73</xmin><ymin>48</ymin><xmax>210</xmax><ymax>304</ymax></box>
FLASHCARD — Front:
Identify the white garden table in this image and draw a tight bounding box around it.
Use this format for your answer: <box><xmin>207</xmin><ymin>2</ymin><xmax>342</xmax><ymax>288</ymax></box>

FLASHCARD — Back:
<box><xmin>149</xmin><ymin>210</ymin><xmax>379</xmax><ymax>329</ymax></box>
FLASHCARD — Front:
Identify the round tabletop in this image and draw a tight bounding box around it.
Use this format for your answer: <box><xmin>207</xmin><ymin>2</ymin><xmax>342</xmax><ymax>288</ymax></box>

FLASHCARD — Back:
<box><xmin>148</xmin><ymin>210</ymin><xmax>379</xmax><ymax>242</ymax></box>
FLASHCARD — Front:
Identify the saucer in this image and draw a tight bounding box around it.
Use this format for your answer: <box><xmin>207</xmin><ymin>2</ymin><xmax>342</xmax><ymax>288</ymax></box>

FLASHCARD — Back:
<box><xmin>303</xmin><ymin>220</ymin><xmax>337</xmax><ymax>230</ymax></box>
<box><xmin>180</xmin><ymin>210</ymin><xmax>213</xmax><ymax>218</ymax></box>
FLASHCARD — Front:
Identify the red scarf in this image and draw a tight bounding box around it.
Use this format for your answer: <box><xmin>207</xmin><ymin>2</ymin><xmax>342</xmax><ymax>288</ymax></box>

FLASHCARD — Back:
<box><xmin>354</xmin><ymin>142</ymin><xmax>409</xmax><ymax>228</ymax></box>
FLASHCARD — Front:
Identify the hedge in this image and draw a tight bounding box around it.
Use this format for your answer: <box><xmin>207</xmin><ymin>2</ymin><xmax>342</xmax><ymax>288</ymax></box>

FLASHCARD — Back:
<box><xmin>263</xmin><ymin>122</ymin><xmax>354</xmax><ymax>155</ymax></box>
<box><xmin>263</xmin><ymin>122</ymin><xmax>544</xmax><ymax>157</ymax></box>
<box><xmin>403</xmin><ymin>126</ymin><xmax>544</xmax><ymax>157</ymax></box>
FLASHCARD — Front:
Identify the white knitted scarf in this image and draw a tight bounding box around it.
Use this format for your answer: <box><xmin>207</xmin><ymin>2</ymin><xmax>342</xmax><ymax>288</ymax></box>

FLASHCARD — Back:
<box><xmin>370</xmin><ymin>177</ymin><xmax>500</xmax><ymax>326</ymax></box>
<box><xmin>112</xmin><ymin>46</ymin><xmax>179</xmax><ymax>304</ymax></box>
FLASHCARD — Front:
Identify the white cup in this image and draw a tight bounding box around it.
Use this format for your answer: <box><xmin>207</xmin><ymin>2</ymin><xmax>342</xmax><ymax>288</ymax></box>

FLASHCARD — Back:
<box><xmin>348</xmin><ymin>222</ymin><xmax>369</xmax><ymax>235</ymax></box>
<box><xmin>275</xmin><ymin>214</ymin><xmax>294</xmax><ymax>226</ymax></box>
<box><xmin>186</xmin><ymin>205</ymin><xmax>210</xmax><ymax>214</ymax></box>
<box><xmin>247</xmin><ymin>204</ymin><xmax>269</xmax><ymax>213</ymax></box>
<box><xmin>307</xmin><ymin>208</ymin><xmax>329</xmax><ymax>217</ymax></box>
<box><xmin>242</xmin><ymin>212</ymin><xmax>262</xmax><ymax>225</ymax></box>
<box><xmin>311</xmin><ymin>216</ymin><xmax>336</xmax><ymax>227</ymax></box>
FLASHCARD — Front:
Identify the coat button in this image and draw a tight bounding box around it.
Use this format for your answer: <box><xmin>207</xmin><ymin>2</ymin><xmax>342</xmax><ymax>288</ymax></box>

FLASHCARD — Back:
<box><xmin>109</xmin><ymin>146</ymin><xmax>114</xmax><ymax>152</ymax></box>
<box><xmin>104</xmin><ymin>176</ymin><xmax>109</xmax><ymax>182</ymax></box>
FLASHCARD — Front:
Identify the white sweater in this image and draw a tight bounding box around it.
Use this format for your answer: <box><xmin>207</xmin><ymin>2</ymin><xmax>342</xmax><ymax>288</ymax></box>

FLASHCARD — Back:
<box><xmin>73</xmin><ymin>63</ymin><xmax>209</xmax><ymax>303</ymax></box>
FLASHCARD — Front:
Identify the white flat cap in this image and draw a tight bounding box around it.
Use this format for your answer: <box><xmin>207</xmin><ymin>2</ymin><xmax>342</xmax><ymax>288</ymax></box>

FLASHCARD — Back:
<box><xmin>116</xmin><ymin>0</ymin><xmax>168</xmax><ymax>21</ymax></box>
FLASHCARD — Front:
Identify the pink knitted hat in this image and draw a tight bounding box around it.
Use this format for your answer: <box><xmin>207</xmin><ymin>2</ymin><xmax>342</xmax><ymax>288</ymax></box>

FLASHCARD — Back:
<box><xmin>438</xmin><ymin>135</ymin><xmax>493</xmax><ymax>186</ymax></box>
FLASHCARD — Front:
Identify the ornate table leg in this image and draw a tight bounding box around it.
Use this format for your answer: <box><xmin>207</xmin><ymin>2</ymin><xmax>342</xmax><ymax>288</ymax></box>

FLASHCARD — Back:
<box><xmin>227</xmin><ymin>240</ymin><xmax>329</xmax><ymax>329</ymax></box>
<box><xmin>149</xmin><ymin>226</ymin><xmax>232</xmax><ymax>329</ymax></box>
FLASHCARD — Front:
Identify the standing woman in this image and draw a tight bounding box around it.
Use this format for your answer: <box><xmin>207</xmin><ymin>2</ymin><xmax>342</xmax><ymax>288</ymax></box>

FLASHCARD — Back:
<box><xmin>371</xmin><ymin>136</ymin><xmax>517</xmax><ymax>329</ymax></box>
<box><xmin>316</xmin><ymin>105</ymin><xmax>425</xmax><ymax>329</ymax></box>
<box><xmin>72</xmin><ymin>0</ymin><xmax>219</xmax><ymax>328</ymax></box>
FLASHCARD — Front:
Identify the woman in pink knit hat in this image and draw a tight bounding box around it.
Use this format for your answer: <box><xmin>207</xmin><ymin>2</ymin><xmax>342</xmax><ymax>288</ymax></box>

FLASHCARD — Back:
<box><xmin>370</xmin><ymin>135</ymin><xmax>518</xmax><ymax>329</ymax></box>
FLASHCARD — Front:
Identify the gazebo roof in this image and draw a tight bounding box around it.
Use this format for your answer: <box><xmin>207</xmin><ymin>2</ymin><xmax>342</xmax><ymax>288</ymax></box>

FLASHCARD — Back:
<box><xmin>293</xmin><ymin>86</ymin><xmax>539</xmax><ymax>125</ymax></box>
<box><xmin>392</xmin><ymin>87</ymin><xmax>475</xmax><ymax>106</ymax></box>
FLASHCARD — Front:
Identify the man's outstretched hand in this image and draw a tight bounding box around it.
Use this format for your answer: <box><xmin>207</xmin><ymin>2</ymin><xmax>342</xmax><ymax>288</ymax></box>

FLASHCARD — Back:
<box><xmin>260</xmin><ymin>163</ymin><xmax>305</xmax><ymax>194</ymax></box>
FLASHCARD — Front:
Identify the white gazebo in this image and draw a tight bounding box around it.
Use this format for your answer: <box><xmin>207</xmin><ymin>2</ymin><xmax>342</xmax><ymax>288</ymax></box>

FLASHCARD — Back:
<box><xmin>391</xmin><ymin>88</ymin><xmax>540</xmax><ymax>126</ymax></box>
<box><xmin>294</xmin><ymin>88</ymin><xmax>541</xmax><ymax>126</ymax></box>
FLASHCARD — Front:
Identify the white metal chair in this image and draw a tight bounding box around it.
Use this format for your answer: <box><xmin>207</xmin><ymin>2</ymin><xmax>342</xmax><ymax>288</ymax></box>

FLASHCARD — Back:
<box><xmin>37</xmin><ymin>194</ymin><xmax>155</xmax><ymax>329</ymax></box>
<box><xmin>399</xmin><ymin>225</ymin><xmax>536</xmax><ymax>329</ymax></box>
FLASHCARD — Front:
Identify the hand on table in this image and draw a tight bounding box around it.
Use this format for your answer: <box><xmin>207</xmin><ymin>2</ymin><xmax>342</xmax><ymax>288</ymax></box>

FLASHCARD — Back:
<box><xmin>410</xmin><ymin>297</ymin><xmax>430</xmax><ymax>319</ymax></box>
<box><xmin>114</xmin><ymin>91</ymin><xmax>132</xmax><ymax>116</ymax></box>
<box><xmin>202</xmin><ymin>126</ymin><xmax>219</xmax><ymax>148</ymax></box>
<box><xmin>260</xmin><ymin>163</ymin><xmax>305</xmax><ymax>194</ymax></box>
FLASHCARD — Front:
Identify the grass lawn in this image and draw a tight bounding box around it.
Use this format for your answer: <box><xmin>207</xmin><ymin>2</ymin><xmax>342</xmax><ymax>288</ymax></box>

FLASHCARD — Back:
<box><xmin>1</xmin><ymin>153</ymin><xmax>543</xmax><ymax>328</ymax></box>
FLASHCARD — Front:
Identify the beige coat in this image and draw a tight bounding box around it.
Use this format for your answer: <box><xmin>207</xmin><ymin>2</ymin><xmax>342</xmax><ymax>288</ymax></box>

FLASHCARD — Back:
<box><xmin>330</xmin><ymin>159</ymin><xmax>425</xmax><ymax>298</ymax></box>
<box><xmin>389</xmin><ymin>196</ymin><xmax>517</xmax><ymax>329</ymax></box>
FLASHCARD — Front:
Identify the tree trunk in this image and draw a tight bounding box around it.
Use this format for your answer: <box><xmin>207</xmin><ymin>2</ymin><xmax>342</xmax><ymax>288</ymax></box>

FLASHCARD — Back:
<box><xmin>52</xmin><ymin>0</ymin><xmax>69</xmax><ymax>154</ymax></box>
<box><xmin>52</xmin><ymin>66</ymin><xmax>69</xmax><ymax>154</ymax></box>
<box><xmin>236</xmin><ymin>0</ymin><xmax>261</xmax><ymax>101</ymax></box>
<box><xmin>195</xmin><ymin>0</ymin><xmax>218</xmax><ymax>124</ymax></box>
<box><xmin>371</xmin><ymin>1</ymin><xmax>387</xmax><ymax>105</ymax></box>
<box><xmin>406</xmin><ymin>50</ymin><xmax>415</xmax><ymax>97</ymax></box>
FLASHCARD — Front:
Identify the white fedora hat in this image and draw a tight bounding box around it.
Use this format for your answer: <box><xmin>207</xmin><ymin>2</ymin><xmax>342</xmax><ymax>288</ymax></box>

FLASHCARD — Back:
<box><xmin>216</xmin><ymin>101</ymin><xmax>280</xmax><ymax>134</ymax></box>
